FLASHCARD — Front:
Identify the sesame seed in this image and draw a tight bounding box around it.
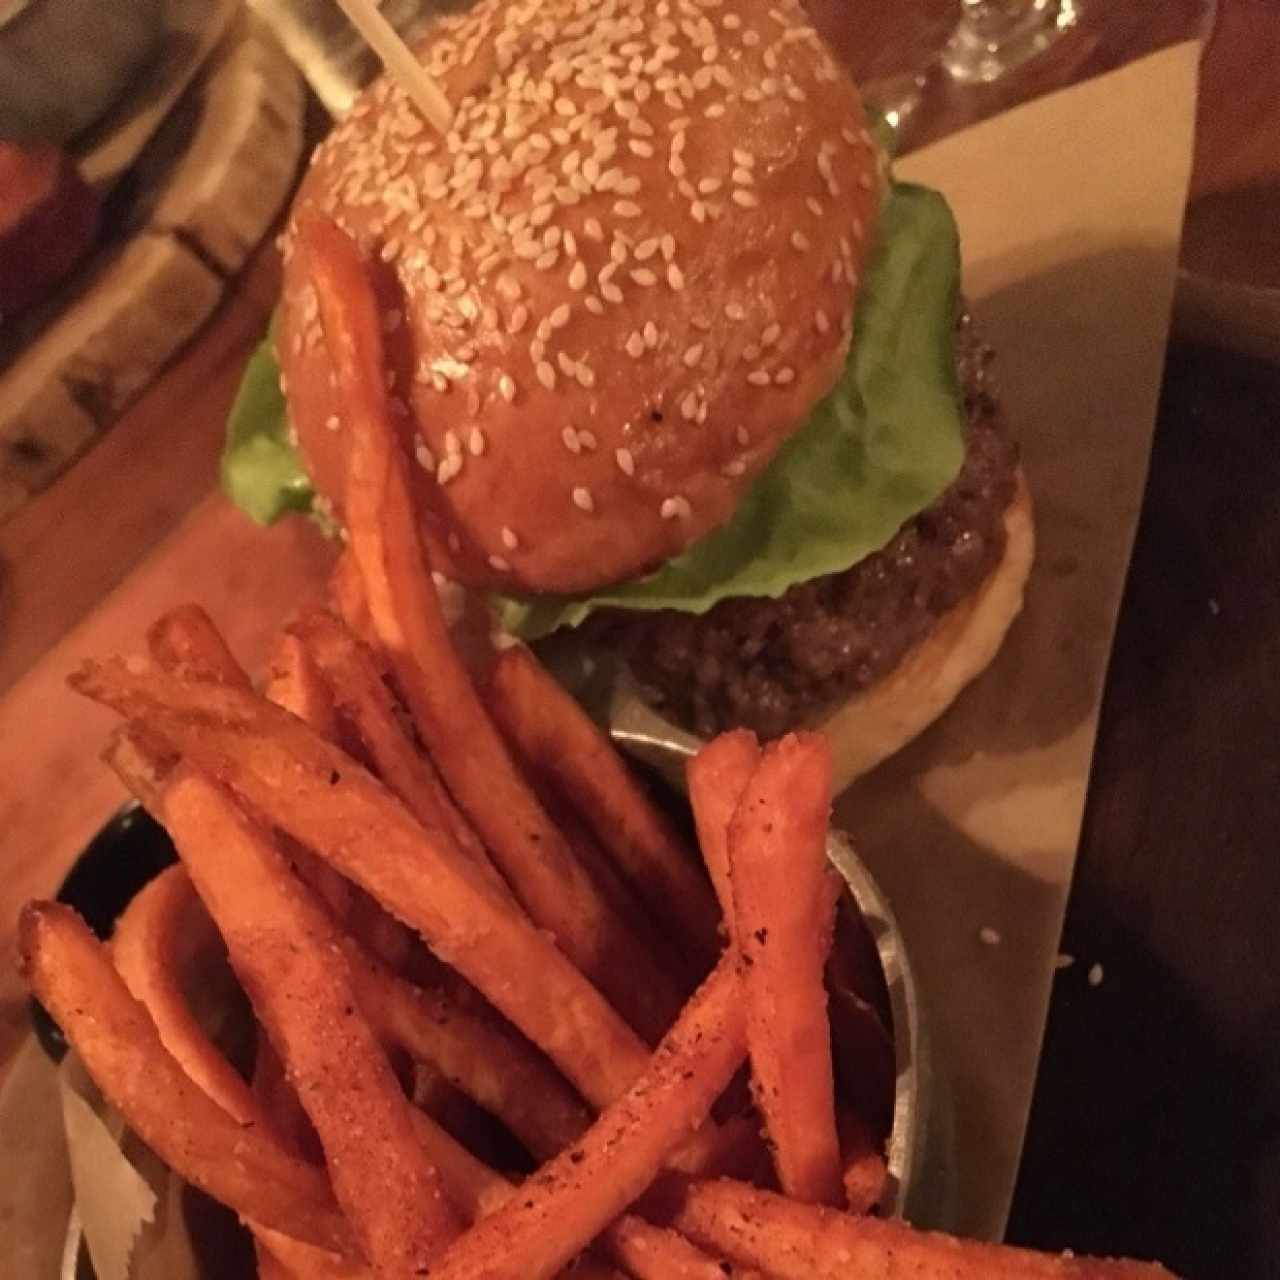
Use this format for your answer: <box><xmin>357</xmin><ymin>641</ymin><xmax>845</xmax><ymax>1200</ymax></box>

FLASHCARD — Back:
<box><xmin>806</xmin><ymin>196</ymin><xmax>824</xmax><ymax>216</ymax></box>
<box><xmin>630</xmin><ymin>268</ymin><xmax>657</xmax><ymax>286</ymax></box>
<box><xmin>643</xmin><ymin>320</ymin><xmax>659</xmax><ymax>348</ymax></box>
<box><xmin>747</xmin><ymin>369</ymin><xmax>771</xmax><ymax>386</ymax></box>
<box><xmin>501</xmin><ymin>526</ymin><xmax>519</xmax><ymax>551</ymax></box>
<box><xmin>667</xmin><ymin>263</ymin><xmax>685</xmax><ymax>290</ymax></box>
<box><xmin>732</xmin><ymin>189</ymin><xmax>759</xmax><ymax>208</ymax></box>
<box><xmin>583</xmin><ymin>217</ymin><xmax>605</xmax><ymax>241</ymax></box>
<box><xmin>635</xmin><ymin>237</ymin><xmax>660</xmax><ymax>261</ymax></box>
<box><xmin>791</xmin><ymin>230</ymin><xmax>810</xmax><ymax>252</ymax></box>
<box><xmin>773</xmin><ymin>366</ymin><xmax>795</xmax><ymax>385</ymax></box>
<box><xmin>488</xmin><ymin>555</ymin><xmax>510</xmax><ymax>573</ymax></box>
<box><xmin>725</xmin><ymin>301</ymin><xmax>745</xmax><ymax>321</ymax></box>
<box><xmin>979</xmin><ymin>926</ymin><xmax>1002</xmax><ymax>946</ymax></box>
<box><xmin>698</xmin><ymin>177</ymin><xmax>722</xmax><ymax>194</ymax></box>
<box><xmin>721</xmin><ymin>459</ymin><xmax>746</xmax><ymax>477</ymax></box>
<box><xmin>705</xmin><ymin>102</ymin><xmax>726</xmax><ymax>118</ymax></box>
<box><xmin>661</xmin><ymin>233</ymin><xmax>676</xmax><ymax>260</ymax></box>
<box><xmin>498</xmin><ymin>374</ymin><xmax>517</xmax><ymax>403</ymax></box>
<box><xmin>761</xmin><ymin>322</ymin><xmax>781</xmax><ymax>346</ymax></box>
<box><xmin>415</xmin><ymin>442</ymin><xmax>435</xmax><ymax>471</ymax></box>
<box><xmin>536</xmin><ymin>361</ymin><xmax>557</xmax><ymax>389</ymax></box>
<box><xmin>572</xmin><ymin>486</ymin><xmax>595</xmax><ymax>513</ymax></box>
<box><xmin>680</xmin><ymin>391</ymin><xmax>699</xmax><ymax>420</ymax></box>
<box><xmin>584</xmin><ymin>295</ymin><xmax>605</xmax><ymax>314</ymax></box>
<box><xmin>814</xmin><ymin>308</ymin><xmax>830</xmax><ymax>334</ymax></box>
<box><xmin>602</xmin><ymin>282</ymin><xmax>624</xmax><ymax>303</ymax></box>
<box><xmin>660</xmin><ymin>496</ymin><xmax>691</xmax><ymax>519</ymax></box>
<box><xmin>626</xmin><ymin>331</ymin><xmax>646</xmax><ymax>358</ymax></box>
<box><xmin>733</xmin><ymin>148</ymin><xmax>754</xmax><ymax>168</ymax></box>
<box><xmin>629</xmin><ymin>139</ymin><xmax>654</xmax><ymax>157</ymax></box>
<box><xmin>535</xmin><ymin>249</ymin><xmax>559</xmax><ymax>271</ymax></box>
<box><xmin>691</xmin><ymin>201</ymin><xmax>708</xmax><ymax>223</ymax></box>
<box><xmin>325</xmin><ymin>414</ymin><xmax>341</xmax><ymax>432</ymax></box>
<box><xmin>557</xmin><ymin>351</ymin><xmax>577</xmax><ymax>377</ymax></box>
<box><xmin>732</xmin><ymin>167</ymin><xmax>753</xmax><ymax>186</ymax></box>
<box><xmin>1088</xmin><ymin>963</ymin><xmax>1105</xmax><ymax>987</ymax></box>
<box><xmin>562</xmin><ymin>426</ymin><xmax>580</xmax><ymax>453</ymax></box>
<box><xmin>578</xmin><ymin>430</ymin><xmax>597</xmax><ymax>450</ymax></box>
<box><xmin>736</xmin><ymin>425</ymin><xmax>751</xmax><ymax>446</ymax></box>
<box><xmin>614</xmin><ymin>200</ymin><xmax>642</xmax><ymax>218</ymax></box>
<box><xmin>615</xmin><ymin>447</ymin><xmax>635</xmax><ymax>476</ymax></box>
<box><xmin>683</xmin><ymin>342</ymin><xmax>704</xmax><ymax>367</ymax></box>
<box><xmin>568</xmin><ymin>260</ymin><xmax>588</xmax><ymax>290</ymax></box>
<box><xmin>509</xmin><ymin>304</ymin><xmax>530</xmax><ymax>334</ymax></box>
<box><xmin>550</xmin><ymin>303</ymin><xmax>572</xmax><ymax>329</ymax></box>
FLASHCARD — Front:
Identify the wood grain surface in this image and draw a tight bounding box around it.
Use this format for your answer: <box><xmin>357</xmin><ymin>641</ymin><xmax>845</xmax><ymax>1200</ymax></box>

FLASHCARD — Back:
<box><xmin>1007</xmin><ymin>342</ymin><xmax>1280</xmax><ymax>1278</ymax></box>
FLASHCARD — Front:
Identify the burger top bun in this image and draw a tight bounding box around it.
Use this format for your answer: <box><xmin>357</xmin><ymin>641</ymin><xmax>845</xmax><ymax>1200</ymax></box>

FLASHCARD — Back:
<box><xmin>278</xmin><ymin>0</ymin><xmax>881</xmax><ymax>594</ymax></box>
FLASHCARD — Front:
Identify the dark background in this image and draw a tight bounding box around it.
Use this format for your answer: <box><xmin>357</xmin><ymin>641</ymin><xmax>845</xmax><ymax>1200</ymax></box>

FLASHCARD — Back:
<box><xmin>1008</xmin><ymin>342</ymin><xmax>1280</xmax><ymax>1279</ymax></box>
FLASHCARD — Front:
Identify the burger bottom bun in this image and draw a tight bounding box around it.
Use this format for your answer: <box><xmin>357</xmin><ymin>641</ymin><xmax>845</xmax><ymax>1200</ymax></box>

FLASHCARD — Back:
<box><xmin>584</xmin><ymin>468</ymin><xmax>1034</xmax><ymax>796</ymax></box>
<box><xmin>817</xmin><ymin>468</ymin><xmax>1034</xmax><ymax>794</ymax></box>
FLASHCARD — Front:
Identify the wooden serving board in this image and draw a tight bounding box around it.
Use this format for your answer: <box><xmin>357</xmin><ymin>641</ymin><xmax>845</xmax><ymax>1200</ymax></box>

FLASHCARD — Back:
<box><xmin>0</xmin><ymin>8</ymin><xmax>304</xmax><ymax>521</ymax></box>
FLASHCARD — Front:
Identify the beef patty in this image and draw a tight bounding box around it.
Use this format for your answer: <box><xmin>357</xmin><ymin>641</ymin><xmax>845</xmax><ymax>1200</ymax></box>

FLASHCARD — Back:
<box><xmin>586</xmin><ymin>311</ymin><xmax>1019</xmax><ymax>740</ymax></box>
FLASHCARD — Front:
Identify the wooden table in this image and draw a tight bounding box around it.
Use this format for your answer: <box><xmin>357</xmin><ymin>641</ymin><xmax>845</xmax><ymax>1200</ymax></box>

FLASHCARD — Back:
<box><xmin>2</xmin><ymin>3</ymin><xmax>1278</xmax><ymax>1276</ymax></box>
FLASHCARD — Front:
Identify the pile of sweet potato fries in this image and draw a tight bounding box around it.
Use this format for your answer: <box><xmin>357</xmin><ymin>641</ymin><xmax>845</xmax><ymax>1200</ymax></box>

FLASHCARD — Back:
<box><xmin>19</xmin><ymin>217</ymin><xmax>1172</xmax><ymax>1280</ymax></box>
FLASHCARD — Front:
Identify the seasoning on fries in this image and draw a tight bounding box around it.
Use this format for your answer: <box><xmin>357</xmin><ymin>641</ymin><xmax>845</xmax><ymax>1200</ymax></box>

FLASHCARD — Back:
<box><xmin>28</xmin><ymin>595</ymin><xmax>1177</xmax><ymax>1279</ymax></box>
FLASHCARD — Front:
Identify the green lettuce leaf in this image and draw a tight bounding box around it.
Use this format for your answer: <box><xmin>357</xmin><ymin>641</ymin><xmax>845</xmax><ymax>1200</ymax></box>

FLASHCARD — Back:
<box><xmin>495</xmin><ymin>180</ymin><xmax>965</xmax><ymax>639</ymax></box>
<box><xmin>219</xmin><ymin>179</ymin><xmax>966</xmax><ymax>639</ymax></box>
<box><xmin>219</xmin><ymin>332</ymin><xmax>313</xmax><ymax>524</ymax></box>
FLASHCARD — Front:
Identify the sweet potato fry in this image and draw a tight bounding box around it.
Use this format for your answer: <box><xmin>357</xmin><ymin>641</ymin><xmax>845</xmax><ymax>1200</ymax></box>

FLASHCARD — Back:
<box><xmin>72</xmin><ymin>658</ymin><xmax>653</xmax><ymax>1108</ymax></box>
<box><xmin>838</xmin><ymin>1110</ymin><xmax>889</xmax><ymax>1215</ymax></box>
<box><xmin>343</xmin><ymin>938</ymin><xmax>591</xmax><ymax>1160</ymax></box>
<box><xmin>255</xmin><ymin>1233</ymin><xmax>370</xmax><ymax>1280</ymax></box>
<box><xmin>141</xmin><ymin>761</ymin><xmax>463</xmax><ymax>1271</ymax></box>
<box><xmin>302</xmin><ymin>213</ymin><xmax>683</xmax><ymax>1043</ymax></box>
<box><xmin>110</xmin><ymin>862</ymin><xmax>267</xmax><ymax>1129</ymax></box>
<box><xmin>645</xmin><ymin>1177</ymin><xmax>1177</xmax><ymax>1279</ymax></box>
<box><xmin>265</xmin><ymin>628</ymin><xmax>343</xmax><ymax>743</ymax></box>
<box><xmin>19</xmin><ymin>902</ymin><xmax>351</xmax><ymax>1254</ymax></box>
<box><xmin>329</xmin><ymin>549</ymin><xmax>382</xmax><ymax>658</ymax></box>
<box><xmin>289</xmin><ymin>606</ymin><xmax>503</xmax><ymax>892</ymax></box>
<box><xmin>602</xmin><ymin>1215</ymin><xmax>769</xmax><ymax>1280</ymax></box>
<box><xmin>485</xmin><ymin>645</ymin><xmax>720</xmax><ymax>963</ymax></box>
<box><xmin>728</xmin><ymin>732</ymin><xmax>842</xmax><ymax>1205</ymax></box>
<box><xmin>423</xmin><ymin>953</ymin><xmax>747</xmax><ymax>1280</ymax></box>
<box><xmin>687</xmin><ymin>729</ymin><xmax>760</xmax><ymax>931</ymax></box>
<box><xmin>146</xmin><ymin>603</ymin><xmax>252</xmax><ymax>689</ymax></box>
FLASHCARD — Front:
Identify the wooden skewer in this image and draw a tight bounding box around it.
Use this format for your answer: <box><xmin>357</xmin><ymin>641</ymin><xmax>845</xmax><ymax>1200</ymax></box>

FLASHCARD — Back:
<box><xmin>332</xmin><ymin>0</ymin><xmax>453</xmax><ymax>135</ymax></box>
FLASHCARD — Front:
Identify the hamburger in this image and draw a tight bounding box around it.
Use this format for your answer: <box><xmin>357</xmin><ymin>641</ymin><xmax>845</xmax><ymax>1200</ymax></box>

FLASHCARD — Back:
<box><xmin>226</xmin><ymin>0</ymin><xmax>1034</xmax><ymax>791</ymax></box>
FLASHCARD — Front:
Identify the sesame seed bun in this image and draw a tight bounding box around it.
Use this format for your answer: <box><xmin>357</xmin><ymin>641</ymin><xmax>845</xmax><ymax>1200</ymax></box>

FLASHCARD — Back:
<box><xmin>277</xmin><ymin>0</ymin><xmax>880</xmax><ymax>594</ymax></box>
